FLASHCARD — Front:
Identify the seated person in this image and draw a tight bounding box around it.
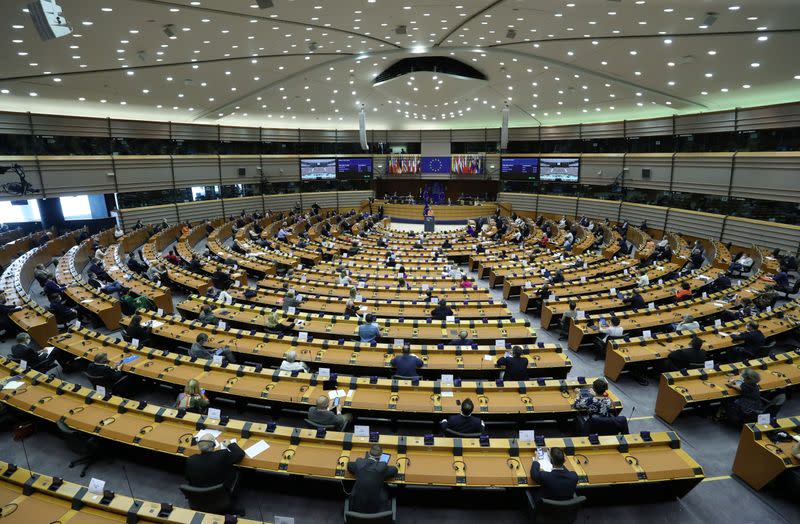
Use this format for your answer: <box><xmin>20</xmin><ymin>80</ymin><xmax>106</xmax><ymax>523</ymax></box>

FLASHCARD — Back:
<box><xmin>674</xmin><ymin>314</ymin><xmax>700</xmax><ymax>332</ymax></box>
<box><xmin>430</xmin><ymin>299</ymin><xmax>454</xmax><ymax>320</ymax></box>
<box><xmin>43</xmin><ymin>278</ymin><xmax>66</xmax><ymax>298</ymax></box>
<box><xmin>495</xmin><ymin>345</ymin><xmax>529</xmax><ymax>381</ymax></box>
<box><xmin>281</xmin><ymin>289</ymin><xmax>302</xmax><ymax>312</ymax></box>
<box><xmin>197</xmin><ymin>304</ymin><xmax>219</xmax><ymax>325</ymax></box>
<box><xmin>441</xmin><ymin>398</ymin><xmax>484</xmax><ymax>435</ymax></box>
<box><xmin>674</xmin><ymin>281</ymin><xmax>693</xmax><ymax>301</ymax></box>
<box><xmin>667</xmin><ymin>336</ymin><xmax>707</xmax><ymax>371</ymax></box>
<box><xmin>450</xmin><ymin>329</ymin><xmax>473</xmax><ymax>346</ymax></box>
<box><xmin>715</xmin><ymin>368</ymin><xmax>763</xmax><ymax>425</ymax></box>
<box><xmin>47</xmin><ymin>294</ymin><xmax>80</xmax><ymax>325</ymax></box>
<box><xmin>358</xmin><ymin>314</ymin><xmax>381</xmax><ymax>343</ymax></box>
<box><xmin>731</xmin><ymin>321</ymin><xmax>766</xmax><ymax>358</ymax></box>
<box><xmin>308</xmin><ymin>394</ymin><xmax>352</xmax><ymax>431</ymax></box>
<box><xmin>773</xmin><ymin>271</ymin><xmax>791</xmax><ymax>293</ymax></box>
<box><xmin>530</xmin><ymin>447</ymin><xmax>578</xmax><ymax>502</ymax></box>
<box><xmin>550</xmin><ymin>270</ymin><xmax>565</xmax><ymax>285</ymax></box>
<box><xmin>754</xmin><ymin>286</ymin><xmax>778</xmax><ymax>310</ymax></box>
<box><xmin>11</xmin><ymin>332</ymin><xmax>60</xmax><ymax>372</ymax></box>
<box><xmin>279</xmin><ymin>350</ymin><xmax>309</xmax><ymax>373</ymax></box>
<box><xmin>86</xmin><ymin>352</ymin><xmax>135</xmax><ymax>393</ymax></box>
<box><xmin>175</xmin><ymin>378</ymin><xmax>210</xmax><ymax>413</ymax></box>
<box><xmin>347</xmin><ymin>444</ymin><xmax>398</xmax><ymax>514</ymax></box>
<box><xmin>460</xmin><ymin>275</ymin><xmax>473</xmax><ymax>289</ymax></box>
<box><xmin>729</xmin><ymin>253</ymin><xmax>754</xmax><ymax>274</ymax></box>
<box><xmin>217</xmin><ymin>288</ymin><xmax>233</xmax><ymax>305</ymax></box>
<box><xmin>265</xmin><ymin>310</ymin><xmax>294</xmax><ymax>333</ymax></box>
<box><xmin>722</xmin><ymin>298</ymin><xmax>757</xmax><ymax>322</ymax></box>
<box><xmin>123</xmin><ymin>314</ymin><xmax>152</xmax><ymax>345</ymax></box>
<box><xmin>711</xmin><ymin>273</ymin><xmax>732</xmax><ymax>292</ymax></box>
<box><xmin>636</xmin><ymin>269</ymin><xmax>650</xmax><ymax>287</ymax></box>
<box><xmin>185</xmin><ymin>432</ymin><xmax>245</xmax><ymax>499</ymax></box>
<box><xmin>623</xmin><ymin>290</ymin><xmax>646</xmax><ymax>310</ymax></box>
<box><xmin>189</xmin><ymin>333</ymin><xmax>238</xmax><ymax>364</ymax></box>
<box><xmin>596</xmin><ymin>316</ymin><xmax>624</xmax><ymax>343</ymax></box>
<box><xmin>572</xmin><ymin>378</ymin><xmax>613</xmax><ymax>418</ymax></box>
<box><xmin>347</xmin><ymin>242</ymin><xmax>360</xmax><ymax>256</ymax></box>
<box><xmin>390</xmin><ymin>345</ymin><xmax>424</xmax><ymax>378</ymax></box>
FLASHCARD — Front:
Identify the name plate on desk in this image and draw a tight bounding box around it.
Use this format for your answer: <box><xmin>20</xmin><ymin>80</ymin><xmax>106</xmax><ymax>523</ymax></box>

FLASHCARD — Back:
<box><xmin>519</xmin><ymin>430</ymin><xmax>535</xmax><ymax>442</ymax></box>
<box><xmin>354</xmin><ymin>425</ymin><xmax>370</xmax><ymax>437</ymax></box>
<box><xmin>207</xmin><ymin>407</ymin><xmax>221</xmax><ymax>420</ymax></box>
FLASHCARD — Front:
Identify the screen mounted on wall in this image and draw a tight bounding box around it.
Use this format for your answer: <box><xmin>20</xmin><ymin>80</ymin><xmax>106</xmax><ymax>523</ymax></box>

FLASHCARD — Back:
<box><xmin>337</xmin><ymin>158</ymin><xmax>373</xmax><ymax>179</ymax></box>
<box><xmin>300</xmin><ymin>158</ymin><xmax>336</xmax><ymax>180</ymax></box>
<box><xmin>500</xmin><ymin>157</ymin><xmax>539</xmax><ymax>180</ymax></box>
<box><xmin>540</xmin><ymin>158</ymin><xmax>580</xmax><ymax>182</ymax></box>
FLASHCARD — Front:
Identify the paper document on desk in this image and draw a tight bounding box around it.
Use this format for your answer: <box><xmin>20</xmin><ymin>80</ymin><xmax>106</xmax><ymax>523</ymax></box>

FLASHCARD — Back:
<box><xmin>537</xmin><ymin>454</ymin><xmax>554</xmax><ymax>473</ymax></box>
<box><xmin>144</xmin><ymin>320</ymin><xmax>163</xmax><ymax>328</ymax></box>
<box><xmin>195</xmin><ymin>429</ymin><xmax>222</xmax><ymax>440</ymax></box>
<box><xmin>2</xmin><ymin>380</ymin><xmax>25</xmax><ymax>390</ymax></box>
<box><xmin>80</xmin><ymin>299</ymin><xmax>94</xmax><ymax>304</ymax></box>
<box><xmin>245</xmin><ymin>440</ymin><xmax>270</xmax><ymax>459</ymax></box>
<box><xmin>43</xmin><ymin>346</ymin><xmax>54</xmax><ymax>356</ymax></box>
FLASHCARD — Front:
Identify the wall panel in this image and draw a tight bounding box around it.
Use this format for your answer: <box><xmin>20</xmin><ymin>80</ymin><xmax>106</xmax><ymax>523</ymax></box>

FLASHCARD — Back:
<box><xmin>0</xmin><ymin>157</ymin><xmax>41</xmax><ymax>200</ymax></box>
<box><xmin>302</xmin><ymin>191</ymin><xmax>338</xmax><ymax>210</ymax></box>
<box><xmin>219</xmin><ymin>126</ymin><xmax>259</xmax><ymax>142</ymax></box>
<box><xmin>731</xmin><ymin>153</ymin><xmax>800</xmax><ymax>203</ymax></box>
<box><xmin>220</xmin><ymin>155</ymin><xmax>262</xmax><ymax>184</ymax></box>
<box><xmin>172</xmin><ymin>155</ymin><xmax>220</xmax><ymax>186</ymax></box>
<box><xmin>171</xmin><ymin>123</ymin><xmax>217</xmax><ymax>141</ymax></box>
<box><xmin>579</xmin><ymin>154</ymin><xmax>623</xmax><ymax>186</ymax></box>
<box><xmin>736</xmin><ymin>102</ymin><xmax>800</xmax><ymax>132</ymax></box>
<box><xmin>581</xmin><ymin>121</ymin><xmax>625</xmax><ymax>139</ymax></box>
<box><xmin>263</xmin><ymin>194</ymin><xmax>297</xmax><ymax>212</ymax></box>
<box><xmin>665</xmin><ymin>209</ymin><xmax>724</xmax><ymax>240</ymax></box>
<box><xmin>576</xmin><ymin>198</ymin><xmax>621</xmax><ymax>222</ymax></box>
<box><xmin>674</xmin><ymin>111</ymin><xmax>736</xmax><ymax>135</ymax></box>
<box><xmin>624</xmin><ymin>154</ymin><xmax>672</xmax><ymax>191</ymax></box>
<box><xmin>672</xmin><ymin>153</ymin><xmax>733</xmax><ymax>195</ymax></box>
<box><xmin>625</xmin><ymin>116</ymin><xmax>673</xmax><ymax>137</ymax></box>
<box><xmin>538</xmin><ymin>195</ymin><xmax>578</xmax><ymax>217</ymax></box>
<box><xmin>113</xmin><ymin>156</ymin><xmax>173</xmax><ymax>193</ymax></box>
<box><xmin>496</xmin><ymin>192</ymin><xmax>537</xmax><ymax>213</ymax></box>
<box><xmin>541</xmin><ymin>125</ymin><xmax>580</xmax><ymax>141</ymax></box>
<box><xmin>117</xmin><ymin>203</ymin><xmax>178</xmax><ymax>231</ymax></box>
<box><xmin>452</xmin><ymin>128</ymin><xmax>488</xmax><ymax>142</ymax></box>
<box><xmin>387</xmin><ymin>130</ymin><xmax>421</xmax><ymax>142</ymax></box>
<box><xmin>300</xmin><ymin>129</ymin><xmax>337</xmax><ymax>143</ymax></box>
<box><xmin>261</xmin><ymin>157</ymin><xmax>299</xmax><ymax>182</ymax></box>
<box><xmin>0</xmin><ymin>112</ymin><xmax>31</xmax><ymax>135</ymax></box>
<box><xmin>37</xmin><ymin>156</ymin><xmax>116</xmax><ymax>196</ymax></box>
<box><xmin>32</xmin><ymin>114</ymin><xmax>108</xmax><ymax>137</ymax></box>
<box><xmin>110</xmin><ymin>119</ymin><xmax>170</xmax><ymax>140</ymax></box>
<box><xmin>221</xmin><ymin>195</ymin><xmax>264</xmax><ymax>217</ymax></box>
<box><xmin>176</xmin><ymin>199</ymin><xmax>224</xmax><ymax>224</ymax></box>
<box><xmin>620</xmin><ymin>203</ymin><xmax>668</xmax><ymax>232</ymax></box>
<box><xmin>337</xmin><ymin>190</ymin><xmax>373</xmax><ymax>209</ymax></box>
<box><xmin>722</xmin><ymin>217</ymin><xmax>800</xmax><ymax>253</ymax></box>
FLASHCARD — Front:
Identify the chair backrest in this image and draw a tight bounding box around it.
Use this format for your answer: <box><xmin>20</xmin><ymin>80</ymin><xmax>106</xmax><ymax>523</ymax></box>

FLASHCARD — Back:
<box><xmin>763</xmin><ymin>394</ymin><xmax>787</xmax><ymax>417</ymax></box>
<box><xmin>304</xmin><ymin>418</ymin><xmax>336</xmax><ymax>430</ymax></box>
<box><xmin>444</xmin><ymin>427</ymin><xmax>482</xmax><ymax>438</ymax></box>
<box><xmin>538</xmin><ymin>495</ymin><xmax>587</xmax><ymax>524</ymax></box>
<box><xmin>344</xmin><ymin>498</ymin><xmax>395</xmax><ymax>523</ymax></box>
<box><xmin>56</xmin><ymin>420</ymin><xmax>93</xmax><ymax>455</ymax></box>
<box><xmin>586</xmin><ymin>415</ymin><xmax>629</xmax><ymax>436</ymax></box>
<box><xmin>179</xmin><ymin>483</ymin><xmax>231</xmax><ymax>514</ymax></box>
<box><xmin>84</xmin><ymin>372</ymin><xmax>115</xmax><ymax>392</ymax></box>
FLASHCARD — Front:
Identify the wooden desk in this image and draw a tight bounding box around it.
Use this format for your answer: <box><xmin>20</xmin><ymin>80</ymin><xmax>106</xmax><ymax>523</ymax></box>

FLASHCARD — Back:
<box><xmin>540</xmin><ymin>267</ymin><xmax>725</xmax><ymax>329</ymax></box>
<box><xmin>56</xmin><ymin>244</ymin><xmax>122</xmax><ymax>330</ymax></box>
<box><xmin>223</xmin><ymin>286</ymin><xmax>511</xmax><ymax>320</ymax></box>
<box><xmin>487</xmin><ymin>251</ymin><xmax>608</xmax><ymax>289</ymax></box>
<box><xmin>121</xmin><ymin>311</ymin><xmax>568</xmax><ymax>379</ymax></box>
<box><xmin>0</xmin><ymin>359</ymin><xmax>702</xmax><ymax>492</ymax></box>
<box><xmin>0</xmin><ymin>461</ymin><xmax>263</xmax><ymax>524</ymax></box>
<box><xmin>732</xmin><ymin>416</ymin><xmax>800</xmax><ymax>490</ymax></box>
<box><xmin>176</xmin><ymin>296</ymin><xmax>535</xmax><ymax>344</ymax></box>
<box><xmin>566</xmin><ymin>275</ymin><xmax>771</xmax><ymax>350</ymax></box>
<box><xmin>104</xmin><ymin>244</ymin><xmax>174</xmax><ymax>314</ymax></box>
<box><xmin>504</xmin><ymin>257</ymin><xmax>642</xmax><ymax>299</ymax></box>
<box><xmin>382</xmin><ymin>203</ymin><xmax>496</xmax><ymax>221</ymax></box>
<box><xmin>52</xmin><ymin>328</ymin><xmax>583</xmax><ymax>419</ymax></box>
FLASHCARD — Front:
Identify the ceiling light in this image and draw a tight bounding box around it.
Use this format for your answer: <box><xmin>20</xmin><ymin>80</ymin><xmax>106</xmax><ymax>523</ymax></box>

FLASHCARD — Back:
<box><xmin>664</xmin><ymin>39</ymin><xmax>672</xmax><ymax>44</ymax></box>
<box><xmin>708</xmin><ymin>50</ymin><xmax>717</xmax><ymax>55</ymax></box>
<box><xmin>757</xmin><ymin>35</ymin><xmax>768</xmax><ymax>41</ymax></box>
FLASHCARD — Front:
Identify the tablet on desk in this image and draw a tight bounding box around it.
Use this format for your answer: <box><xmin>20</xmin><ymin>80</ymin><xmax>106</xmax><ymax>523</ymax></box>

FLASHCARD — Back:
<box><xmin>365</xmin><ymin>452</ymin><xmax>391</xmax><ymax>463</ymax></box>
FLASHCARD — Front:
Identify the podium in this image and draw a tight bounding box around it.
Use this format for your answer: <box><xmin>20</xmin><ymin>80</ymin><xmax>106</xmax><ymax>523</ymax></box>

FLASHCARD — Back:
<box><xmin>424</xmin><ymin>216</ymin><xmax>435</xmax><ymax>232</ymax></box>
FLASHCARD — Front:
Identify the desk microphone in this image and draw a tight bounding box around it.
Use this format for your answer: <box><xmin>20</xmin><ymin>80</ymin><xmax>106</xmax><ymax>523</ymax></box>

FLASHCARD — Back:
<box><xmin>629</xmin><ymin>405</ymin><xmax>636</xmax><ymax>421</ymax></box>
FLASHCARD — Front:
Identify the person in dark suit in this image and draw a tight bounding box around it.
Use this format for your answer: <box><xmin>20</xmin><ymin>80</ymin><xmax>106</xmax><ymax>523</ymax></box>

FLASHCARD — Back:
<box><xmin>623</xmin><ymin>290</ymin><xmax>646</xmax><ymax>310</ymax></box>
<box><xmin>667</xmin><ymin>336</ymin><xmax>707</xmax><ymax>371</ymax></box>
<box><xmin>185</xmin><ymin>433</ymin><xmax>245</xmax><ymax>497</ymax></box>
<box><xmin>86</xmin><ymin>352</ymin><xmax>135</xmax><ymax>394</ymax></box>
<box><xmin>389</xmin><ymin>345</ymin><xmax>424</xmax><ymax>378</ymax></box>
<box><xmin>442</xmin><ymin>398</ymin><xmax>484</xmax><ymax>435</ymax></box>
<box><xmin>124</xmin><ymin>314</ymin><xmax>152</xmax><ymax>345</ymax></box>
<box><xmin>347</xmin><ymin>444</ymin><xmax>398</xmax><ymax>514</ymax></box>
<box><xmin>430</xmin><ymin>299</ymin><xmax>454</xmax><ymax>320</ymax></box>
<box><xmin>496</xmin><ymin>345</ymin><xmax>529</xmax><ymax>381</ymax></box>
<box><xmin>731</xmin><ymin>321</ymin><xmax>767</xmax><ymax>359</ymax></box>
<box><xmin>11</xmin><ymin>332</ymin><xmax>59</xmax><ymax>372</ymax></box>
<box><xmin>530</xmin><ymin>447</ymin><xmax>579</xmax><ymax>501</ymax></box>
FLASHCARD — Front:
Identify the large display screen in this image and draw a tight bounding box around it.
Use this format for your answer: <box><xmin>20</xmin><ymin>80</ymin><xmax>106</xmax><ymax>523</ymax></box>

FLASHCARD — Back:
<box><xmin>300</xmin><ymin>158</ymin><xmax>336</xmax><ymax>180</ymax></box>
<box><xmin>500</xmin><ymin>157</ymin><xmax>539</xmax><ymax>180</ymax></box>
<box><xmin>451</xmin><ymin>154</ymin><xmax>484</xmax><ymax>175</ymax></box>
<box><xmin>337</xmin><ymin>158</ymin><xmax>373</xmax><ymax>179</ymax></box>
<box><xmin>540</xmin><ymin>158</ymin><xmax>580</xmax><ymax>182</ymax></box>
<box><xmin>387</xmin><ymin>155</ymin><xmax>421</xmax><ymax>174</ymax></box>
<box><xmin>421</xmin><ymin>156</ymin><xmax>451</xmax><ymax>174</ymax></box>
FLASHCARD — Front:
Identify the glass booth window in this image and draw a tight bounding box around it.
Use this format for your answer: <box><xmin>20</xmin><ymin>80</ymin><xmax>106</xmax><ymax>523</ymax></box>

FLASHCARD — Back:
<box><xmin>0</xmin><ymin>199</ymin><xmax>41</xmax><ymax>222</ymax></box>
<box><xmin>60</xmin><ymin>195</ymin><xmax>92</xmax><ymax>220</ymax></box>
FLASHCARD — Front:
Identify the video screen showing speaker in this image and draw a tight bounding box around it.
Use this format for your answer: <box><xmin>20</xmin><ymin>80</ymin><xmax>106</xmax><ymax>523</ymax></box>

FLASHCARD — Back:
<box><xmin>337</xmin><ymin>158</ymin><xmax>373</xmax><ymax>180</ymax></box>
<box><xmin>451</xmin><ymin>154</ymin><xmax>484</xmax><ymax>175</ymax></box>
<box><xmin>300</xmin><ymin>158</ymin><xmax>336</xmax><ymax>180</ymax></box>
<box><xmin>421</xmin><ymin>156</ymin><xmax>451</xmax><ymax>174</ymax></box>
<box><xmin>540</xmin><ymin>158</ymin><xmax>580</xmax><ymax>182</ymax></box>
<box><xmin>500</xmin><ymin>157</ymin><xmax>539</xmax><ymax>180</ymax></box>
<box><xmin>387</xmin><ymin>155</ymin><xmax>421</xmax><ymax>174</ymax></box>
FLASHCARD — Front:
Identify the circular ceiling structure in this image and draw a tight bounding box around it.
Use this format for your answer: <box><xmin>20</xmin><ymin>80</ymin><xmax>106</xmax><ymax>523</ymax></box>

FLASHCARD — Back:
<box><xmin>0</xmin><ymin>0</ymin><xmax>798</xmax><ymax>130</ymax></box>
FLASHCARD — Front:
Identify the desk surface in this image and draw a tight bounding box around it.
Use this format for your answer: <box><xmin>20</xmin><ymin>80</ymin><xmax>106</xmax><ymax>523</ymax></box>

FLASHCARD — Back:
<box><xmin>732</xmin><ymin>416</ymin><xmax>800</xmax><ymax>490</ymax></box>
<box><xmin>0</xmin><ymin>359</ymin><xmax>703</xmax><ymax>490</ymax></box>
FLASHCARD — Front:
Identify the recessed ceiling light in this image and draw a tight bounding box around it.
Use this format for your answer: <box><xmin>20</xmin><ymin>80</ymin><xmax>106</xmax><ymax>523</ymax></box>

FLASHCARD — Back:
<box><xmin>81</xmin><ymin>21</ymin><xmax>93</xmax><ymax>26</ymax></box>
<box><xmin>664</xmin><ymin>39</ymin><xmax>672</xmax><ymax>44</ymax></box>
<box><xmin>742</xmin><ymin>84</ymin><xmax>751</xmax><ymax>88</ymax></box>
<box><xmin>11</xmin><ymin>25</ymin><xmax>24</xmax><ymax>29</ymax></box>
<box><xmin>29</xmin><ymin>92</ymin><xmax>37</xmax><ymax>97</ymax></box>
<box><xmin>705</xmin><ymin>72</ymin><xmax>713</xmax><ymax>77</ymax></box>
<box><xmin>101</xmin><ymin>7</ymin><xmax>112</xmax><ymax>12</ymax></box>
<box><xmin>757</xmin><ymin>35</ymin><xmax>768</xmax><ymax>41</ymax></box>
<box><xmin>629</xmin><ymin>50</ymin><xmax>637</xmax><ymax>55</ymax></box>
<box><xmin>708</xmin><ymin>50</ymin><xmax>717</xmax><ymax>55</ymax></box>
<box><xmin>728</xmin><ymin>6</ymin><xmax>740</xmax><ymax>10</ymax></box>
<box><xmin>750</xmin><ymin>62</ymin><xmax>760</xmax><ymax>68</ymax></box>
